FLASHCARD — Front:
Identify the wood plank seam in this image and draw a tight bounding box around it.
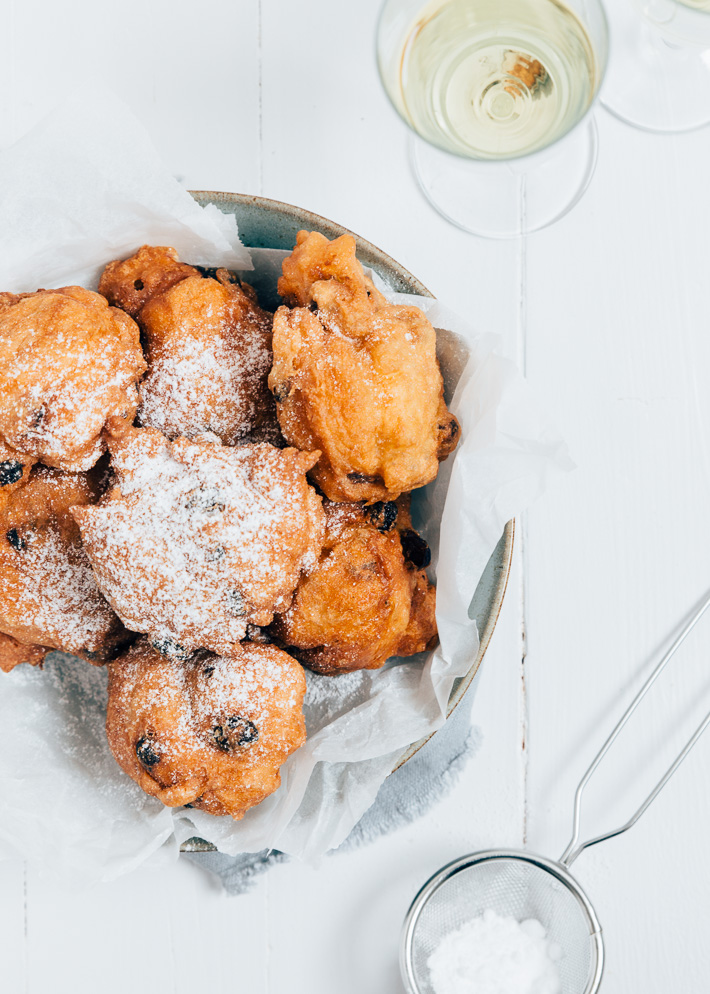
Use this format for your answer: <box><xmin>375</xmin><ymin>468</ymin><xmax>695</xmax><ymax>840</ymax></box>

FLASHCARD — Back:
<box><xmin>520</xmin><ymin>517</ymin><xmax>530</xmax><ymax>849</ymax></box>
<box><xmin>518</xmin><ymin>231</ymin><xmax>529</xmax><ymax>850</ymax></box>
<box><xmin>258</xmin><ymin>0</ymin><xmax>264</xmax><ymax>196</ymax></box>
<box><xmin>23</xmin><ymin>862</ymin><xmax>28</xmax><ymax>993</ymax></box>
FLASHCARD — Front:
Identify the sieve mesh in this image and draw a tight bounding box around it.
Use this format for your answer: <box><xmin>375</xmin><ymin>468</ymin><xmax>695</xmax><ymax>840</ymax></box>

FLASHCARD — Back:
<box><xmin>402</xmin><ymin>854</ymin><xmax>602</xmax><ymax>994</ymax></box>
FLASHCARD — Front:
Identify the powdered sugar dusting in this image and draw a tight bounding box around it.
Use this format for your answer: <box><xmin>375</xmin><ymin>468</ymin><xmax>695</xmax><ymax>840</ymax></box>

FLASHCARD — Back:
<box><xmin>4</xmin><ymin>527</ymin><xmax>121</xmax><ymax>654</ymax></box>
<box><xmin>138</xmin><ymin>314</ymin><xmax>272</xmax><ymax>443</ymax></box>
<box><xmin>74</xmin><ymin>428</ymin><xmax>325</xmax><ymax>655</ymax></box>
<box><xmin>0</xmin><ymin>465</ymin><xmax>125</xmax><ymax>658</ymax></box>
<box><xmin>136</xmin><ymin>274</ymin><xmax>273</xmax><ymax>445</ymax></box>
<box><xmin>0</xmin><ymin>288</ymin><xmax>145</xmax><ymax>471</ymax></box>
<box><xmin>303</xmin><ymin>668</ymin><xmax>370</xmax><ymax>731</ymax></box>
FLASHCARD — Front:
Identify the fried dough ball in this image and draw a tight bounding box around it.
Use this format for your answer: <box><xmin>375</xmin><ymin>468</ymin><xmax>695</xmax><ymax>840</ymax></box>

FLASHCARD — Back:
<box><xmin>0</xmin><ymin>464</ymin><xmax>132</xmax><ymax>664</ymax></box>
<box><xmin>98</xmin><ymin>245</ymin><xmax>200</xmax><ymax>318</ymax></box>
<box><xmin>99</xmin><ymin>246</ymin><xmax>279</xmax><ymax>445</ymax></box>
<box><xmin>138</xmin><ymin>271</ymin><xmax>277</xmax><ymax>444</ymax></box>
<box><xmin>0</xmin><ymin>286</ymin><xmax>146</xmax><ymax>471</ymax></box>
<box><xmin>73</xmin><ymin>421</ymin><xmax>325</xmax><ymax>658</ymax></box>
<box><xmin>106</xmin><ymin>639</ymin><xmax>307</xmax><ymax>819</ymax></box>
<box><xmin>270</xmin><ymin>497</ymin><xmax>437</xmax><ymax>675</ymax></box>
<box><xmin>0</xmin><ymin>631</ymin><xmax>49</xmax><ymax>673</ymax></box>
<box><xmin>269</xmin><ymin>231</ymin><xmax>460</xmax><ymax>503</ymax></box>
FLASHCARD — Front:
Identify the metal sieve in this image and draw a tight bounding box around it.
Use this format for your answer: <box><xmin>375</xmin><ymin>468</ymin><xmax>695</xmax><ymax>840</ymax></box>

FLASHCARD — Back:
<box><xmin>401</xmin><ymin>590</ymin><xmax>710</xmax><ymax>994</ymax></box>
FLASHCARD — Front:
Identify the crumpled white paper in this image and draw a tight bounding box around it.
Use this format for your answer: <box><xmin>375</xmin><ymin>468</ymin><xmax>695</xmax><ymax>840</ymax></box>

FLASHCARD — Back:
<box><xmin>0</xmin><ymin>92</ymin><xmax>572</xmax><ymax>883</ymax></box>
<box><xmin>0</xmin><ymin>90</ymin><xmax>252</xmax><ymax>294</ymax></box>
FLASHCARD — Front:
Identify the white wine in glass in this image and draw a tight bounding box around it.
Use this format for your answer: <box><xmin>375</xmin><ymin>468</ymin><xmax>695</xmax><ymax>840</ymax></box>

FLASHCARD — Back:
<box><xmin>391</xmin><ymin>0</ymin><xmax>597</xmax><ymax>160</ymax></box>
<box><xmin>377</xmin><ymin>0</ymin><xmax>608</xmax><ymax>238</ymax></box>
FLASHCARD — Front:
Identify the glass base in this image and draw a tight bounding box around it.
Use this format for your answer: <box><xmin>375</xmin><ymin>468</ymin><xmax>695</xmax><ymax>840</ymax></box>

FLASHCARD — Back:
<box><xmin>601</xmin><ymin>2</ymin><xmax>710</xmax><ymax>133</ymax></box>
<box><xmin>409</xmin><ymin>118</ymin><xmax>598</xmax><ymax>239</ymax></box>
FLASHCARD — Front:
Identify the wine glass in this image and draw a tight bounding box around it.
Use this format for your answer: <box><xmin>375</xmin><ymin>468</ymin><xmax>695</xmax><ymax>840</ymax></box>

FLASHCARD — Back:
<box><xmin>601</xmin><ymin>0</ymin><xmax>710</xmax><ymax>133</ymax></box>
<box><xmin>376</xmin><ymin>0</ymin><xmax>609</xmax><ymax>239</ymax></box>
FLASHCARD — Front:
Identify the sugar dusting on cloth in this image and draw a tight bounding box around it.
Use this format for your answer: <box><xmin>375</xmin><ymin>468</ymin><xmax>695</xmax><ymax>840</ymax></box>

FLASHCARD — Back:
<box><xmin>428</xmin><ymin>910</ymin><xmax>561</xmax><ymax>994</ymax></box>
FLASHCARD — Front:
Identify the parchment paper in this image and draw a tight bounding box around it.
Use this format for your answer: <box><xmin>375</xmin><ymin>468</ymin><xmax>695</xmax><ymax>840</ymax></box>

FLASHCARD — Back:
<box><xmin>0</xmin><ymin>91</ymin><xmax>572</xmax><ymax>883</ymax></box>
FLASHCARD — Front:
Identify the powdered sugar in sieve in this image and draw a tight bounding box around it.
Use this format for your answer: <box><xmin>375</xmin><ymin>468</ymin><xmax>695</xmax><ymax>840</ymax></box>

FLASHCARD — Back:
<box><xmin>401</xmin><ymin>589</ymin><xmax>710</xmax><ymax>994</ymax></box>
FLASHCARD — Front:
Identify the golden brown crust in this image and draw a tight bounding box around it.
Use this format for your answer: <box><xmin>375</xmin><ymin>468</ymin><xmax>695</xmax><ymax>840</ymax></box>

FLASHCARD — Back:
<box><xmin>0</xmin><ymin>286</ymin><xmax>146</xmax><ymax>471</ymax></box>
<box><xmin>106</xmin><ymin>639</ymin><xmax>307</xmax><ymax>819</ymax></box>
<box><xmin>137</xmin><ymin>272</ymin><xmax>278</xmax><ymax>444</ymax></box>
<box><xmin>100</xmin><ymin>245</ymin><xmax>281</xmax><ymax>446</ymax></box>
<box><xmin>278</xmin><ymin>229</ymin><xmax>371</xmax><ymax>308</ymax></box>
<box><xmin>73</xmin><ymin>421</ymin><xmax>325</xmax><ymax>657</ymax></box>
<box><xmin>397</xmin><ymin>571</ymin><xmax>438</xmax><ymax>657</ymax></box>
<box><xmin>269</xmin><ymin>231</ymin><xmax>460</xmax><ymax>503</ymax></box>
<box><xmin>98</xmin><ymin>245</ymin><xmax>200</xmax><ymax>318</ymax></box>
<box><xmin>270</xmin><ymin>498</ymin><xmax>437</xmax><ymax>675</ymax></box>
<box><xmin>0</xmin><ymin>463</ymin><xmax>131</xmax><ymax>662</ymax></box>
<box><xmin>0</xmin><ymin>631</ymin><xmax>50</xmax><ymax>673</ymax></box>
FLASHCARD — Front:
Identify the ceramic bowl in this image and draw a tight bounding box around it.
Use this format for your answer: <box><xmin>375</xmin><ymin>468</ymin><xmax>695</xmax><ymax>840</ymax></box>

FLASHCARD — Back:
<box><xmin>183</xmin><ymin>192</ymin><xmax>514</xmax><ymax>844</ymax></box>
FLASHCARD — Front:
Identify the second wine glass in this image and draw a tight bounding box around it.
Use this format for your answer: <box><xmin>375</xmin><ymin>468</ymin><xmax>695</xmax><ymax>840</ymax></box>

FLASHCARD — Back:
<box><xmin>377</xmin><ymin>0</ymin><xmax>609</xmax><ymax>239</ymax></box>
<box><xmin>602</xmin><ymin>0</ymin><xmax>710</xmax><ymax>134</ymax></box>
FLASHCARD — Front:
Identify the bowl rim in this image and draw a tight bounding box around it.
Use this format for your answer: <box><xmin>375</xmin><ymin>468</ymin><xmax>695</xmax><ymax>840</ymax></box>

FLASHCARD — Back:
<box><xmin>190</xmin><ymin>190</ymin><xmax>432</xmax><ymax>297</ymax></box>
<box><xmin>180</xmin><ymin>191</ymin><xmax>515</xmax><ymax>851</ymax></box>
<box><xmin>392</xmin><ymin>518</ymin><xmax>514</xmax><ymax>771</ymax></box>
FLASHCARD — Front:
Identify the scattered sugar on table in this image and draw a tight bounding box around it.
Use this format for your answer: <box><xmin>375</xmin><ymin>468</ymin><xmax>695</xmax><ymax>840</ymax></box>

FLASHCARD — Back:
<box><xmin>427</xmin><ymin>909</ymin><xmax>561</xmax><ymax>994</ymax></box>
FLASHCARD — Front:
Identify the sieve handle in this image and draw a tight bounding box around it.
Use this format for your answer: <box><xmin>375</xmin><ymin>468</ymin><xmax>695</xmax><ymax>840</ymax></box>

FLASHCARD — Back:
<box><xmin>559</xmin><ymin>588</ymin><xmax>710</xmax><ymax>868</ymax></box>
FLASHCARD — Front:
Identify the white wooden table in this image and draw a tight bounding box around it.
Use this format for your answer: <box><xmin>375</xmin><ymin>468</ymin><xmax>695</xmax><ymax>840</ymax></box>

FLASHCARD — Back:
<box><xmin>2</xmin><ymin>1</ymin><xmax>710</xmax><ymax>991</ymax></box>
